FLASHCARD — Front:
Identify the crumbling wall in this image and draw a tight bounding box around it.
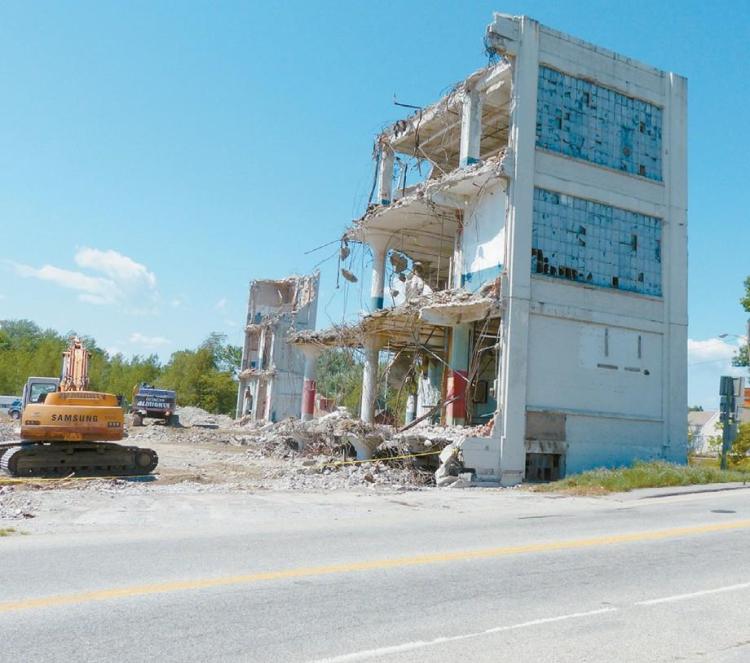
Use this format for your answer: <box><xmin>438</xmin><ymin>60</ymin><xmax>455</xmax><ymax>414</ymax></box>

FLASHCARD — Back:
<box><xmin>459</xmin><ymin>180</ymin><xmax>506</xmax><ymax>292</ymax></box>
<box><xmin>237</xmin><ymin>272</ymin><xmax>320</xmax><ymax>420</ymax></box>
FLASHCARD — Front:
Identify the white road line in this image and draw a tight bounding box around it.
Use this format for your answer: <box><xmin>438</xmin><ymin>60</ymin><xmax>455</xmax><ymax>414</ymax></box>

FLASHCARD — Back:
<box><xmin>310</xmin><ymin>607</ymin><xmax>618</xmax><ymax>663</ymax></box>
<box><xmin>636</xmin><ymin>581</ymin><xmax>750</xmax><ymax>606</ymax></box>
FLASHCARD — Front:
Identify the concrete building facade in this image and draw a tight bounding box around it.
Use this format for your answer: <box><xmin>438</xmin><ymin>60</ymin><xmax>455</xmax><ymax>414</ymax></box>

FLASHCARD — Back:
<box><xmin>293</xmin><ymin>13</ymin><xmax>688</xmax><ymax>484</ymax></box>
<box><xmin>236</xmin><ymin>273</ymin><xmax>320</xmax><ymax>422</ymax></box>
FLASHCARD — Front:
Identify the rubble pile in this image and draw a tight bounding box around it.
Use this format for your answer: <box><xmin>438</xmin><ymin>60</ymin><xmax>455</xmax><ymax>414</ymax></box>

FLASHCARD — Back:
<box><xmin>175</xmin><ymin>406</ymin><xmax>234</xmax><ymax>429</ymax></box>
<box><xmin>0</xmin><ymin>421</ymin><xmax>19</xmax><ymax>442</ymax></box>
<box><xmin>1</xmin><ymin>404</ymin><xmax>494</xmax><ymax>493</ymax></box>
<box><xmin>0</xmin><ymin>485</ymin><xmax>37</xmax><ymax>520</ymax></box>
<box><xmin>124</xmin><ymin>405</ymin><xmax>461</xmax><ymax>490</ymax></box>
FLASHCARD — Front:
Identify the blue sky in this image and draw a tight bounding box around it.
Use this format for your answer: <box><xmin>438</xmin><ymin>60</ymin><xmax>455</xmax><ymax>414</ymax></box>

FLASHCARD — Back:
<box><xmin>1</xmin><ymin>0</ymin><xmax>748</xmax><ymax>408</ymax></box>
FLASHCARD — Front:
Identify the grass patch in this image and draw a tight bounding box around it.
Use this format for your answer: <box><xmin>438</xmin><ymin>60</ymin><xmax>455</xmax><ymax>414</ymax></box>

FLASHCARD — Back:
<box><xmin>531</xmin><ymin>460</ymin><xmax>750</xmax><ymax>495</ymax></box>
<box><xmin>0</xmin><ymin>528</ymin><xmax>17</xmax><ymax>537</ymax></box>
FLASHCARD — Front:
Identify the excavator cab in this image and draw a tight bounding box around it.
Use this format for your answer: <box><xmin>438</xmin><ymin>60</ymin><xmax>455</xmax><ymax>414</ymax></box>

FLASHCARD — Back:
<box><xmin>22</xmin><ymin>378</ymin><xmax>60</xmax><ymax>408</ymax></box>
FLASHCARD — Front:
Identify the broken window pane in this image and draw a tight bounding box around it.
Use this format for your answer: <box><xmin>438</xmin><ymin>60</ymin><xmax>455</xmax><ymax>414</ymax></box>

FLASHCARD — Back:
<box><xmin>535</xmin><ymin>66</ymin><xmax>663</xmax><ymax>181</ymax></box>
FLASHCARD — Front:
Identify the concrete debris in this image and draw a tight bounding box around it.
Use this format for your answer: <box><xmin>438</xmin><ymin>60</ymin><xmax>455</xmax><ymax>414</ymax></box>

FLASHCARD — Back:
<box><xmin>289</xmin><ymin>286</ymin><xmax>499</xmax><ymax>350</ymax></box>
<box><xmin>175</xmin><ymin>406</ymin><xmax>234</xmax><ymax>429</ymax></box>
<box><xmin>2</xmin><ymin>409</ymin><xmax>494</xmax><ymax>496</ymax></box>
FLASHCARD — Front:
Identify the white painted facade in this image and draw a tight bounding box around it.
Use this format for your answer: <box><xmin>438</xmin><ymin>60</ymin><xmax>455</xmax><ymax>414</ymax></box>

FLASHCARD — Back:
<box><xmin>339</xmin><ymin>12</ymin><xmax>687</xmax><ymax>484</ymax></box>
<box><xmin>479</xmin><ymin>14</ymin><xmax>688</xmax><ymax>482</ymax></box>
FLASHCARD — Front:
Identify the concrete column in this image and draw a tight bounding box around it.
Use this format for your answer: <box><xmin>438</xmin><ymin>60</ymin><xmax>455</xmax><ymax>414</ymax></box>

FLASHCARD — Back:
<box><xmin>367</xmin><ymin>234</ymin><xmax>389</xmax><ymax>311</ymax></box>
<box><xmin>405</xmin><ymin>392</ymin><xmax>417</xmax><ymax>425</ymax></box>
<box><xmin>235</xmin><ymin>379</ymin><xmax>245</xmax><ymax>419</ymax></box>
<box><xmin>459</xmin><ymin>88</ymin><xmax>483</xmax><ymax>167</ymax></box>
<box><xmin>377</xmin><ymin>145</ymin><xmax>394</xmax><ymax>205</ymax></box>
<box><xmin>416</xmin><ymin>359</ymin><xmax>442</xmax><ymax>421</ymax></box>
<box><xmin>661</xmin><ymin>71</ymin><xmax>689</xmax><ymax>464</ymax></box>
<box><xmin>446</xmin><ymin>323</ymin><xmax>472</xmax><ymax>425</ymax></box>
<box><xmin>497</xmin><ymin>17</ymin><xmax>540</xmax><ymax>486</ymax></box>
<box><xmin>360</xmin><ymin>336</ymin><xmax>380</xmax><ymax>424</ymax></box>
<box><xmin>299</xmin><ymin>345</ymin><xmax>323</xmax><ymax>422</ymax></box>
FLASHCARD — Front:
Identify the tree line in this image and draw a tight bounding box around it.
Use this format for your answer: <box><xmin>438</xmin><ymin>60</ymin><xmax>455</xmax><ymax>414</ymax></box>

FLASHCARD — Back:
<box><xmin>0</xmin><ymin>320</ymin><xmax>241</xmax><ymax>415</ymax></box>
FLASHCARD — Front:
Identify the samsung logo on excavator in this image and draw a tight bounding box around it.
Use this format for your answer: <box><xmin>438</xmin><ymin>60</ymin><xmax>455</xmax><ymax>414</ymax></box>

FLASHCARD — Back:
<box><xmin>50</xmin><ymin>414</ymin><xmax>99</xmax><ymax>423</ymax></box>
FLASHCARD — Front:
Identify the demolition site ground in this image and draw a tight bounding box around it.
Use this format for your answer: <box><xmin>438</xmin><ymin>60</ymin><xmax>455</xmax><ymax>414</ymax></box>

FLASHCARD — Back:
<box><xmin>0</xmin><ymin>406</ymin><xmax>485</xmax><ymax>525</ymax></box>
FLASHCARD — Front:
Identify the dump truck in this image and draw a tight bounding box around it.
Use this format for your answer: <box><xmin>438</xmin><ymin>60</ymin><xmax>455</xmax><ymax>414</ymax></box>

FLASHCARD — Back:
<box><xmin>130</xmin><ymin>384</ymin><xmax>178</xmax><ymax>426</ymax></box>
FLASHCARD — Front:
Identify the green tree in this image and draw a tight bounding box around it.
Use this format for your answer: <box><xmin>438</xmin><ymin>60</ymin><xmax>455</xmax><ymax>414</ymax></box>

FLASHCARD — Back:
<box><xmin>316</xmin><ymin>349</ymin><xmax>363</xmax><ymax>415</ymax></box>
<box><xmin>734</xmin><ymin>276</ymin><xmax>750</xmax><ymax>368</ymax></box>
<box><xmin>159</xmin><ymin>334</ymin><xmax>239</xmax><ymax>414</ymax></box>
<box><xmin>0</xmin><ymin>320</ymin><xmax>238</xmax><ymax>415</ymax></box>
<box><xmin>728</xmin><ymin>422</ymin><xmax>750</xmax><ymax>468</ymax></box>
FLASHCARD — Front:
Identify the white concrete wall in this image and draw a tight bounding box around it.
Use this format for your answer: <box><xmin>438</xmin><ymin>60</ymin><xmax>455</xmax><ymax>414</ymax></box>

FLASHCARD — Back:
<box><xmin>526</xmin><ymin>314</ymin><xmax>663</xmax><ymax>419</ymax></box>
<box><xmin>486</xmin><ymin>13</ymin><xmax>688</xmax><ymax>480</ymax></box>
<box><xmin>459</xmin><ymin>181</ymin><xmax>506</xmax><ymax>291</ymax></box>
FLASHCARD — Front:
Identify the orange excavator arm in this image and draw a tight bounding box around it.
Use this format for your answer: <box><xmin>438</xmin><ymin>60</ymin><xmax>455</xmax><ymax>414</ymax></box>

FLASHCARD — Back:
<box><xmin>60</xmin><ymin>337</ymin><xmax>90</xmax><ymax>392</ymax></box>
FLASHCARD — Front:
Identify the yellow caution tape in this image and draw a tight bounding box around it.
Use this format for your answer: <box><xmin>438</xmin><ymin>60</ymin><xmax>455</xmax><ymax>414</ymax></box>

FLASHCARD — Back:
<box><xmin>330</xmin><ymin>450</ymin><xmax>441</xmax><ymax>467</ymax></box>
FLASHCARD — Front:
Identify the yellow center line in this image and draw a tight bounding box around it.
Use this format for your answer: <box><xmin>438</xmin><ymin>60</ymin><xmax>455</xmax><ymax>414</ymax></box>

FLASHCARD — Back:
<box><xmin>2</xmin><ymin>519</ymin><xmax>749</xmax><ymax>614</ymax></box>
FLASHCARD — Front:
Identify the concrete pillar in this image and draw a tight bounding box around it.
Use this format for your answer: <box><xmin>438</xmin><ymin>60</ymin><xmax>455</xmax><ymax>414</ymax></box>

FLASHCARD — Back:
<box><xmin>367</xmin><ymin>234</ymin><xmax>389</xmax><ymax>311</ymax></box>
<box><xmin>377</xmin><ymin>145</ymin><xmax>394</xmax><ymax>205</ymax></box>
<box><xmin>497</xmin><ymin>17</ymin><xmax>540</xmax><ymax>486</ymax></box>
<box><xmin>405</xmin><ymin>392</ymin><xmax>417</xmax><ymax>425</ymax></box>
<box><xmin>417</xmin><ymin>360</ymin><xmax>442</xmax><ymax>420</ymax></box>
<box><xmin>459</xmin><ymin>88</ymin><xmax>483</xmax><ymax>167</ymax></box>
<box><xmin>360</xmin><ymin>336</ymin><xmax>380</xmax><ymax>424</ymax></box>
<box><xmin>661</xmin><ymin>71</ymin><xmax>689</xmax><ymax>463</ymax></box>
<box><xmin>235</xmin><ymin>379</ymin><xmax>245</xmax><ymax>419</ymax></box>
<box><xmin>299</xmin><ymin>345</ymin><xmax>323</xmax><ymax>422</ymax></box>
<box><xmin>446</xmin><ymin>324</ymin><xmax>471</xmax><ymax>425</ymax></box>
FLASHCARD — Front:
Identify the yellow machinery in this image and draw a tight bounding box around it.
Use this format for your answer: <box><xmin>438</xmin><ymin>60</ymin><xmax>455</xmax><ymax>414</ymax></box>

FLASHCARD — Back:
<box><xmin>0</xmin><ymin>337</ymin><xmax>158</xmax><ymax>477</ymax></box>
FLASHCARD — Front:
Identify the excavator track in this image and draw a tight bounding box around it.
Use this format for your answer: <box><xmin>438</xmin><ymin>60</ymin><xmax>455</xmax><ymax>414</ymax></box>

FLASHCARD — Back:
<box><xmin>0</xmin><ymin>442</ymin><xmax>158</xmax><ymax>477</ymax></box>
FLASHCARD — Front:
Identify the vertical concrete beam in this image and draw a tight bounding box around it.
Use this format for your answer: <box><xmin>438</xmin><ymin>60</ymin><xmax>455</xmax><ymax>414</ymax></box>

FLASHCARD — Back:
<box><xmin>447</xmin><ymin>323</ymin><xmax>472</xmax><ymax>425</ymax></box>
<box><xmin>460</xmin><ymin>88</ymin><xmax>483</xmax><ymax>167</ymax></box>
<box><xmin>405</xmin><ymin>392</ymin><xmax>417</xmax><ymax>425</ymax></box>
<box><xmin>235</xmin><ymin>379</ymin><xmax>245</xmax><ymax>419</ymax></box>
<box><xmin>360</xmin><ymin>336</ymin><xmax>380</xmax><ymax>424</ymax></box>
<box><xmin>661</xmin><ymin>71</ymin><xmax>689</xmax><ymax>463</ymax></box>
<box><xmin>497</xmin><ymin>17</ymin><xmax>540</xmax><ymax>486</ymax></box>
<box><xmin>299</xmin><ymin>345</ymin><xmax>323</xmax><ymax>422</ymax></box>
<box><xmin>366</xmin><ymin>233</ymin><xmax>389</xmax><ymax>311</ymax></box>
<box><xmin>377</xmin><ymin>145</ymin><xmax>395</xmax><ymax>205</ymax></box>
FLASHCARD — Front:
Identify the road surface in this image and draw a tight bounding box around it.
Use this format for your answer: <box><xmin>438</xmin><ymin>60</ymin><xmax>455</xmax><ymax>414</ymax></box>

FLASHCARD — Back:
<box><xmin>2</xmin><ymin>485</ymin><xmax>750</xmax><ymax>661</ymax></box>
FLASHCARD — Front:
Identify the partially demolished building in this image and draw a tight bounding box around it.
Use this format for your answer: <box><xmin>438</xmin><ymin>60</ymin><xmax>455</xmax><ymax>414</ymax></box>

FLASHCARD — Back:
<box><xmin>293</xmin><ymin>13</ymin><xmax>688</xmax><ymax>485</ymax></box>
<box><xmin>236</xmin><ymin>273</ymin><xmax>320</xmax><ymax>422</ymax></box>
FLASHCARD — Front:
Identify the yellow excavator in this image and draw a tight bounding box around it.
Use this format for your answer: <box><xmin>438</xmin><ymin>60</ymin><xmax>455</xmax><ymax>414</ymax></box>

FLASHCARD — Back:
<box><xmin>0</xmin><ymin>337</ymin><xmax>158</xmax><ymax>477</ymax></box>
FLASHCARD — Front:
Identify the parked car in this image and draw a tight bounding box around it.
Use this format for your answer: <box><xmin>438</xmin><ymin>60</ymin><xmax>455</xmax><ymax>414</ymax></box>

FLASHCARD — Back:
<box><xmin>8</xmin><ymin>398</ymin><xmax>22</xmax><ymax>420</ymax></box>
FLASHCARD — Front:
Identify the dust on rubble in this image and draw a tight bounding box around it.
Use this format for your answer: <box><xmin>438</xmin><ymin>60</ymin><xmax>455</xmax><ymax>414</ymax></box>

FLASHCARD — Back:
<box><xmin>0</xmin><ymin>407</ymin><xmax>485</xmax><ymax>516</ymax></box>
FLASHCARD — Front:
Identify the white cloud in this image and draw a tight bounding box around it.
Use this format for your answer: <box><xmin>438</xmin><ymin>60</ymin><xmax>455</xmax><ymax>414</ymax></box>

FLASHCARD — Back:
<box><xmin>215</xmin><ymin>297</ymin><xmax>227</xmax><ymax>311</ymax></box>
<box><xmin>688</xmin><ymin>336</ymin><xmax>747</xmax><ymax>409</ymax></box>
<box><xmin>11</xmin><ymin>248</ymin><xmax>158</xmax><ymax>309</ymax></box>
<box><xmin>129</xmin><ymin>332</ymin><xmax>170</xmax><ymax>347</ymax></box>
<box><xmin>688</xmin><ymin>337</ymin><xmax>744</xmax><ymax>364</ymax></box>
<box><xmin>13</xmin><ymin>263</ymin><xmax>117</xmax><ymax>304</ymax></box>
<box><xmin>75</xmin><ymin>248</ymin><xmax>156</xmax><ymax>289</ymax></box>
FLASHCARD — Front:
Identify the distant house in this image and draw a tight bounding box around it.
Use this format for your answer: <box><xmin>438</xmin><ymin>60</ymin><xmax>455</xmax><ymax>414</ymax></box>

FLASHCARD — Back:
<box><xmin>688</xmin><ymin>405</ymin><xmax>750</xmax><ymax>456</ymax></box>
<box><xmin>688</xmin><ymin>410</ymin><xmax>720</xmax><ymax>455</ymax></box>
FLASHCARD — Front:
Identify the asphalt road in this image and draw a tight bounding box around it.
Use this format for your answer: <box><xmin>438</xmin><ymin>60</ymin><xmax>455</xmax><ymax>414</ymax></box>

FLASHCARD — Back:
<box><xmin>2</xmin><ymin>486</ymin><xmax>750</xmax><ymax>662</ymax></box>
